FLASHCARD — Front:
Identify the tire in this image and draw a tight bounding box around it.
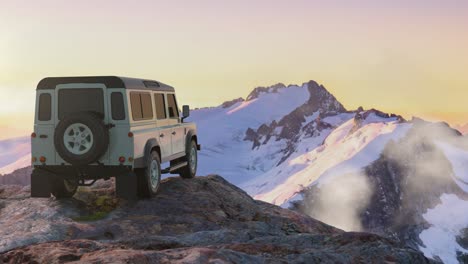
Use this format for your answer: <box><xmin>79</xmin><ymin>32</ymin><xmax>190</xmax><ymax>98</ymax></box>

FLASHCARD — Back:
<box><xmin>54</xmin><ymin>112</ymin><xmax>109</xmax><ymax>166</ymax></box>
<box><xmin>136</xmin><ymin>151</ymin><xmax>161</xmax><ymax>198</ymax></box>
<box><xmin>179</xmin><ymin>140</ymin><xmax>197</xmax><ymax>179</ymax></box>
<box><xmin>51</xmin><ymin>178</ymin><xmax>78</xmax><ymax>198</ymax></box>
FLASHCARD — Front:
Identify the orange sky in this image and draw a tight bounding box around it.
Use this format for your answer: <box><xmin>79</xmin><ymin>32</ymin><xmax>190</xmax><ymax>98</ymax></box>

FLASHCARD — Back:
<box><xmin>0</xmin><ymin>0</ymin><xmax>467</xmax><ymax>139</ymax></box>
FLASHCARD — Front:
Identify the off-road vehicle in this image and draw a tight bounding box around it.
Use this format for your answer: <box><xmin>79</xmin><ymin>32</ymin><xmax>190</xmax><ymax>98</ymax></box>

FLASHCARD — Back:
<box><xmin>31</xmin><ymin>76</ymin><xmax>200</xmax><ymax>199</ymax></box>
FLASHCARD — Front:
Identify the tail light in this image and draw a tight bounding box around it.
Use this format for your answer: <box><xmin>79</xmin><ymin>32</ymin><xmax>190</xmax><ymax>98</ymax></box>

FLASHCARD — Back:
<box><xmin>31</xmin><ymin>157</ymin><xmax>37</xmax><ymax>163</ymax></box>
<box><xmin>128</xmin><ymin>132</ymin><xmax>134</xmax><ymax>138</ymax></box>
<box><xmin>119</xmin><ymin>156</ymin><xmax>125</xmax><ymax>163</ymax></box>
<box><xmin>31</xmin><ymin>132</ymin><xmax>37</xmax><ymax>138</ymax></box>
<box><xmin>39</xmin><ymin>156</ymin><xmax>46</xmax><ymax>163</ymax></box>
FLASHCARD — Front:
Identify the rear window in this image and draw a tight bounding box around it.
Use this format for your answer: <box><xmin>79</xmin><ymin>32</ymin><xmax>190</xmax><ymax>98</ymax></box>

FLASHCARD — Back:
<box><xmin>130</xmin><ymin>92</ymin><xmax>153</xmax><ymax>121</ymax></box>
<box><xmin>58</xmin><ymin>89</ymin><xmax>104</xmax><ymax>120</ymax></box>
<box><xmin>111</xmin><ymin>92</ymin><xmax>125</xmax><ymax>120</ymax></box>
<box><xmin>167</xmin><ymin>94</ymin><xmax>179</xmax><ymax>118</ymax></box>
<box><xmin>38</xmin><ymin>93</ymin><xmax>51</xmax><ymax>121</ymax></box>
<box><xmin>154</xmin><ymin>93</ymin><xmax>166</xmax><ymax>119</ymax></box>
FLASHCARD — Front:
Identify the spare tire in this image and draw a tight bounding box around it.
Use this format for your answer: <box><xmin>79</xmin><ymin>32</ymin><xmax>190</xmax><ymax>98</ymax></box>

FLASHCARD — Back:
<box><xmin>54</xmin><ymin>112</ymin><xmax>109</xmax><ymax>166</ymax></box>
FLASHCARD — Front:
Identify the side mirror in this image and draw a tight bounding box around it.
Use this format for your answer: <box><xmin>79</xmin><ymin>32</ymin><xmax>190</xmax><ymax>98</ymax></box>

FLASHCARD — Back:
<box><xmin>181</xmin><ymin>105</ymin><xmax>190</xmax><ymax>122</ymax></box>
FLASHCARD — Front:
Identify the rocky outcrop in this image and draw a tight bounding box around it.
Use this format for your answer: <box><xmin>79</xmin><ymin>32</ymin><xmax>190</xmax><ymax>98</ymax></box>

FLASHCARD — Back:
<box><xmin>221</xmin><ymin>97</ymin><xmax>244</xmax><ymax>109</ymax></box>
<box><xmin>349</xmin><ymin>108</ymin><xmax>406</xmax><ymax>135</ymax></box>
<box><xmin>275</xmin><ymin>81</ymin><xmax>345</xmax><ymax>140</ymax></box>
<box><xmin>246</xmin><ymin>83</ymin><xmax>287</xmax><ymax>101</ymax></box>
<box><xmin>0</xmin><ymin>166</ymin><xmax>31</xmax><ymax>186</ymax></box>
<box><xmin>0</xmin><ymin>175</ymin><xmax>431</xmax><ymax>263</ymax></box>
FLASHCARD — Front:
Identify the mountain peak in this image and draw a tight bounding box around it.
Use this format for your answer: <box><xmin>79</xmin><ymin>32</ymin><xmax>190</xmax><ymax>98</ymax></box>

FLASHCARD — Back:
<box><xmin>246</xmin><ymin>83</ymin><xmax>287</xmax><ymax>101</ymax></box>
<box><xmin>303</xmin><ymin>80</ymin><xmax>346</xmax><ymax>114</ymax></box>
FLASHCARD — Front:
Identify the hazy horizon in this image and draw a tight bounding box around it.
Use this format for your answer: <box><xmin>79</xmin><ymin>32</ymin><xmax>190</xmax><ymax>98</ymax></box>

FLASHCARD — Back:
<box><xmin>1</xmin><ymin>0</ymin><xmax>467</xmax><ymax>138</ymax></box>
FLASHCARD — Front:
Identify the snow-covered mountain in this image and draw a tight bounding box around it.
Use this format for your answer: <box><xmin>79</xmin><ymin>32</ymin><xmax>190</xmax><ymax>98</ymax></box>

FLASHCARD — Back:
<box><xmin>0</xmin><ymin>136</ymin><xmax>30</xmax><ymax>175</ymax></box>
<box><xmin>190</xmin><ymin>81</ymin><xmax>347</xmax><ymax>185</ymax></box>
<box><xmin>1</xmin><ymin>80</ymin><xmax>467</xmax><ymax>263</ymax></box>
<box><xmin>189</xmin><ymin>80</ymin><xmax>408</xmax><ymax>208</ymax></box>
<box><xmin>187</xmin><ymin>81</ymin><xmax>467</xmax><ymax>263</ymax></box>
<box><xmin>290</xmin><ymin>120</ymin><xmax>468</xmax><ymax>264</ymax></box>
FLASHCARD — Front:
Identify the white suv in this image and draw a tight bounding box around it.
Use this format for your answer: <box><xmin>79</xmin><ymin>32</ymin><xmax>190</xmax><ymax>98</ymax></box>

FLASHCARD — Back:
<box><xmin>31</xmin><ymin>76</ymin><xmax>200</xmax><ymax>200</ymax></box>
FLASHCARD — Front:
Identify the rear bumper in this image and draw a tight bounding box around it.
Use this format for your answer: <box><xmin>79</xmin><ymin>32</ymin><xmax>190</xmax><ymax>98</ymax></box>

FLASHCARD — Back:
<box><xmin>34</xmin><ymin>165</ymin><xmax>132</xmax><ymax>180</ymax></box>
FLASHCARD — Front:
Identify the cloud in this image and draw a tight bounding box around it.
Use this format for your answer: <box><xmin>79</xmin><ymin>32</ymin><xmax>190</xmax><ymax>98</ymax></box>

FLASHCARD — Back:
<box><xmin>304</xmin><ymin>172</ymin><xmax>373</xmax><ymax>232</ymax></box>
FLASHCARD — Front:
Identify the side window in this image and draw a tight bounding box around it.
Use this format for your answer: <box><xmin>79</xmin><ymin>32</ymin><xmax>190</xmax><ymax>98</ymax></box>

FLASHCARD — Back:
<box><xmin>38</xmin><ymin>93</ymin><xmax>51</xmax><ymax>121</ymax></box>
<box><xmin>167</xmin><ymin>94</ymin><xmax>179</xmax><ymax>119</ymax></box>
<box><xmin>130</xmin><ymin>92</ymin><xmax>153</xmax><ymax>121</ymax></box>
<box><xmin>154</xmin><ymin>93</ymin><xmax>167</xmax><ymax>119</ymax></box>
<box><xmin>130</xmin><ymin>92</ymin><xmax>142</xmax><ymax>120</ymax></box>
<box><xmin>141</xmin><ymin>93</ymin><xmax>153</xmax><ymax>119</ymax></box>
<box><xmin>111</xmin><ymin>92</ymin><xmax>125</xmax><ymax>120</ymax></box>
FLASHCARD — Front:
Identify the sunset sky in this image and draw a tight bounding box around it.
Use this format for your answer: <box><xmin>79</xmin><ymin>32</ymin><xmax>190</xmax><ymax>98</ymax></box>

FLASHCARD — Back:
<box><xmin>0</xmin><ymin>0</ymin><xmax>467</xmax><ymax>139</ymax></box>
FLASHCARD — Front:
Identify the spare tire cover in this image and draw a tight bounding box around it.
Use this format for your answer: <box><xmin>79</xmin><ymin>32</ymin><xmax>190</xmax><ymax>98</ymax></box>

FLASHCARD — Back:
<box><xmin>54</xmin><ymin>112</ymin><xmax>109</xmax><ymax>166</ymax></box>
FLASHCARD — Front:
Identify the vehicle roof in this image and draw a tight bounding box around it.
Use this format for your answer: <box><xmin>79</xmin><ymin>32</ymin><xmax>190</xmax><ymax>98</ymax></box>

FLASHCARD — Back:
<box><xmin>37</xmin><ymin>76</ymin><xmax>175</xmax><ymax>92</ymax></box>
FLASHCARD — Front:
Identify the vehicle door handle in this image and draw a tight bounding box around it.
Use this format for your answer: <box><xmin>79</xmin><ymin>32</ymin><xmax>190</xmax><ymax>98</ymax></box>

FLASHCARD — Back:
<box><xmin>105</xmin><ymin>123</ymin><xmax>116</xmax><ymax>129</ymax></box>
<box><xmin>172</xmin><ymin>131</ymin><xmax>176</xmax><ymax>135</ymax></box>
<box><xmin>160</xmin><ymin>134</ymin><xmax>164</xmax><ymax>138</ymax></box>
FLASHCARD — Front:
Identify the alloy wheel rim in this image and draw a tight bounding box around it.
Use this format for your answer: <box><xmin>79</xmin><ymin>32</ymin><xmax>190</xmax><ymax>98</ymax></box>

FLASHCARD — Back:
<box><xmin>150</xmin><ymin>159</ymin><xmax>160</xmax><ymax>189</ymax></box>
<box><xmin>63</xmin><ymin>123</ymin><xmax>93</xmax><ymax>155</ymax></box>
<box><xmin>190</xmin><ymin>145</ymin><xmax>197</xmax><ymax>173</ymax></box>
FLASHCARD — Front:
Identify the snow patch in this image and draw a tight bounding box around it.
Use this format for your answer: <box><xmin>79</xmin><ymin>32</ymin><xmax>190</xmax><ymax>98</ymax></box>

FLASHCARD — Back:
<box><xmin>419</xmin><ymin>194</ymin><xmax>468</xmax><ymax>264</ymax></box>
<box><xmin>436</xmin><ymin>142</ymin><xmax>468</xmax><ymax>193</ymax></box>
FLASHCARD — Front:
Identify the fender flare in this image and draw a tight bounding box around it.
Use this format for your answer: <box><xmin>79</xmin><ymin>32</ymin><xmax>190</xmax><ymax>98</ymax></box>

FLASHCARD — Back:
<box><xmin>135</xmin><ymin>138</ymin><xmax>160</xmax><ymax>168</ymax></box>
<box><xmin>185</xmin><ymin>129</ymin><xmax>199</xmax><ymax>153</ymax></box>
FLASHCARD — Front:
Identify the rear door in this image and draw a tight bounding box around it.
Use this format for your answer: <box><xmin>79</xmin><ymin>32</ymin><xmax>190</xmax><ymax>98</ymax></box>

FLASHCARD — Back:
<box><xmin>55</xmin><ymin>85</ymin><xmax>108</xmax><ymax>164</ymax></box>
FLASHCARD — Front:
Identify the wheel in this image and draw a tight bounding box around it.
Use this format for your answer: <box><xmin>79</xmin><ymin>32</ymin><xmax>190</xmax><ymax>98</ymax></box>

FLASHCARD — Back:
<box><xmin>136</xmin><ymin>151</ymin><xmax>161</xmax><ymax>198</ymax></box>
<box><xmin>54</xmin><ymin>112</ymin><xmax>109</xmax><ymax>166</ymax></box>
<box><xmin>179</xmin><ymin>140</ymin><xmax>197</xmax><ymax>179</ymax></box>
<box><xmin>51</xmin><ymin>178</ymin><xmax>78</xmax><ymax>198</ymax></box>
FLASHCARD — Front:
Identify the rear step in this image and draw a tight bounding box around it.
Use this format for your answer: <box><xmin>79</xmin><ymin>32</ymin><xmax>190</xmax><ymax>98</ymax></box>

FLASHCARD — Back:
<box><xmin>161</xmin><ymin>161</ymin><xmax>188</xmax><ymax>174</ymax></box>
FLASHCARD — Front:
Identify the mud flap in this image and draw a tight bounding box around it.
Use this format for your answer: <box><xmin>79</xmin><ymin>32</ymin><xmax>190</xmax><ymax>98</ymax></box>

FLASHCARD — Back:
<box><xmin>30</xmin><ymin>169</ymin><xmax>52</xmax><ymax>198</ymax></box>
<box><xmin>115</xmin><ymin>171</ymin><xmax>138</xmax><ymax>201</ymax></box>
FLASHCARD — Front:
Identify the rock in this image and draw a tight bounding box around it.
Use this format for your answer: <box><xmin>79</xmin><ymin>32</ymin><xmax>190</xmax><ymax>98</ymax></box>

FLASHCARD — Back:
<box><xmin>0</xmin><ymin>166</ymin><xmax>32</xmax><ymax>186</ymax></box>
<box><xmin>0</xmin><ymin>175</ymin><xmax>436</xmax><ymax>263</ymax></box>
<box><xmin>221</xmin><ymin>97</ymin><xmax>244</xmax><ymax>109</ymax></box>
<box><xmin>246</xmin><ymin>83</ymin><xmax>286</xmax><ymax>101</ymax></box>
<box><xmin>0</xmin><ymin>175</ymin><xmax>432</xmax><ymax>263</ymax></box>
